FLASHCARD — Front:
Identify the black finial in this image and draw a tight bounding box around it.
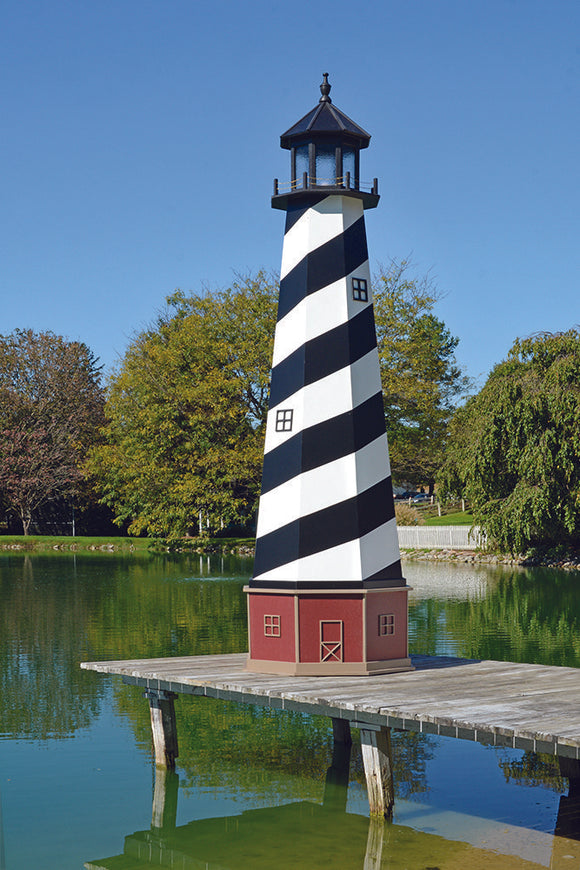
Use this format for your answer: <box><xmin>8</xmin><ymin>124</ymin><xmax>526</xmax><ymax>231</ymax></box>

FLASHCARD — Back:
<box><xmin>319</xmin><ymin>72</ymin><xmax>332</xmax><ymax>103</ymax></box>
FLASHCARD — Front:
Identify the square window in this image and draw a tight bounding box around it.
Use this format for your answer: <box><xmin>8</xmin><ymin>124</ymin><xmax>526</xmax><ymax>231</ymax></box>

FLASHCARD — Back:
<box><xmin>275</xmin><ymin>409</ymin><xmax>293</xmax><ymax>432</ymax></box>
<box><xmin>264</xmin><ymin>614</ymin><xmax>281</xmax><ymax>637</ymax></box>
<box><xmin>352</xmin><ymin>277</ymin><xmax>368</xmax><ymax>302</ymax></box>
<box><xmin>379</xmin><ymin>613</ymin><xmax>395</xmax><ymax>636</ymax></box>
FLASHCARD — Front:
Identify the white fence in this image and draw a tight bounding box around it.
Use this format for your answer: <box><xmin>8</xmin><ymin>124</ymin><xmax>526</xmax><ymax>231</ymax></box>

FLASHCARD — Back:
<box><xmin>397</xmin><ymin>525</ymin><xmax>486</xmax><ymax>550</ymax></box>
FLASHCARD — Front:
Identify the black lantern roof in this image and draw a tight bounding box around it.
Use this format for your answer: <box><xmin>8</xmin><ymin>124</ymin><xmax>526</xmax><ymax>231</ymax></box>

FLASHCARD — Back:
<box><xmin>280</xmin><ymin>74</ymin><xmax>371</xmax><ymax>150</ymax></box>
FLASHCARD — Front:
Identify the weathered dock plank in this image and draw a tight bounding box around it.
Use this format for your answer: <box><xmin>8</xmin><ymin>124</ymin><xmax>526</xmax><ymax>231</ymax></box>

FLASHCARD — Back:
<box><xmin>81</xmin><ymin>653</ymin><xmax>580</xmax><ymax>758</ymax></box>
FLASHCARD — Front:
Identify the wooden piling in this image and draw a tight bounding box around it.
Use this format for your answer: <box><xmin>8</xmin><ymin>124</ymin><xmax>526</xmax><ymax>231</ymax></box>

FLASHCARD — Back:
<box><xmin>359</xmin><ymin>726</ymin><xmax>394</xmax><ymax>818</ymax></box>
<box><xmin>559</xmin><ymin>756</ymin><xmax>580</xmax><ymax>783</ymax></box>
<box><xmin>323</xmin><ymin>719</ymin><xmax>353</xmax><ymax>812</ymax></box>
<box><xmin>144</xmin><ymin>689</ymin><xmax>179</xmax><ymax>769</ymax></box>
<box><xmin>331</xmin><ymin>717</ymin><xmax>352</xmax><ymax>745</ymax></box>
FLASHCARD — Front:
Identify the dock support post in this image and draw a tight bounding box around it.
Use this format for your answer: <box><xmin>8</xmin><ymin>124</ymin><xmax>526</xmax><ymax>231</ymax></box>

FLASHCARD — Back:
<box><xmin>144</xmin><ymin>689</ymin><xmax>179</xmax><ymax>769</ymax></box>
<box><xmin>360</xmin><ymin>725</ymin><xmax>394</xmax><ymax>818</ymax></box>
<box><xmin>331</xmin><ymin>717</ymin><xmax>352</xmax><ymax>745</ymax></box>
<box><xmin>324</xmin><ymin>718</ymin><xmax>353</xmax><ymax>812</ymax></box>
<box><xmin>554</xmin><ymin>756</ymin><xmax>580</xmax><ymax>843</ymax></box>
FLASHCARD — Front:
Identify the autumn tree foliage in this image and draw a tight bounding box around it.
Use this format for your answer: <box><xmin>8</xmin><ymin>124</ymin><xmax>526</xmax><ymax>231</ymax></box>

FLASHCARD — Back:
<box><xmin>439</xmin><ymin>330</ymin><xmax>580</xmax><ymax>553</ymax></box>
<box><xmin>0</xmin><ymin>330</ymin><xmax>105</xmax><ymax>534</ymax></box>
<box><xmin>89</xmin><ymin>266</ymin><xmax>465</xmax><ymax>538</ymax></box>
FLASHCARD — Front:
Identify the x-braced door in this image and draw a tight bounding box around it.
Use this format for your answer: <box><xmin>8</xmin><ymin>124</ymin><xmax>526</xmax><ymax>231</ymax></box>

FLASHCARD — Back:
<box><xmin>320</xmin><ymin>620</ymin><xmax>343</xmax><ymax>662</ymax></box>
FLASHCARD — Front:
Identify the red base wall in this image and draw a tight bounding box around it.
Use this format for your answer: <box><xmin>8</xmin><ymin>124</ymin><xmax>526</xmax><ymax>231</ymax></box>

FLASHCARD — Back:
<box><xmin>365</xmin><ymin>588</ymin><xmax>409</xmax><ymax>661</ymax></box>
<box><xmin>248</xmin><ymin>593</ymin><xmax>295</xmax><ymax>662</ymax></box>
<box><xmin>246</xmin><ymin>587</ymin><xmax>409</xmax><ymax>667</ymax></box>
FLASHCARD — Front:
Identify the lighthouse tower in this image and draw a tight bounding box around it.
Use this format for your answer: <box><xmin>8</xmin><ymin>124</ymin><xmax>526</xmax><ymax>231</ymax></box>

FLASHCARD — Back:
<box><xmin>245</xmin><ymin>76</ymin><xmax>412</xmax><ymax>676</ymax></box>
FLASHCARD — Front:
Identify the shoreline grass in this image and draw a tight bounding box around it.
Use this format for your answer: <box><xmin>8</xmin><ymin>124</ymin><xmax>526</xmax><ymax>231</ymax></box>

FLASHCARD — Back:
<box><xmin>0</xmin><ymin>534</ymin><xmax>256</xmax><ymax>555</ymax></box>
<box><xmin>0</xmin><ymin>535</ymin><xmax>152</xmax><ymax>552</ymax></box>
<box><xmin>422</xmin><ymin>512</ymin><xmax>473</xmax><ymax>526</ymax></box>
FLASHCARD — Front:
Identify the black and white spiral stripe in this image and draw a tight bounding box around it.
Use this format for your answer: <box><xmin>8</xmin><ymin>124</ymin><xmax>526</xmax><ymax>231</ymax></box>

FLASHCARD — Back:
<box><xmin>252</xmin><ymin>194</ymin><xmax>402</xmax><ymax>588</ymax></box>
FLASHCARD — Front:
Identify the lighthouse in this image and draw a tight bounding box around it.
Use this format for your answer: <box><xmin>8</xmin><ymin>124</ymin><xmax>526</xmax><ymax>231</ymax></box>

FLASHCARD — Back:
<box><xmin>245</xmin><ymin>75</ymin><xmax>412</xmax><ymax>676</ymax></box>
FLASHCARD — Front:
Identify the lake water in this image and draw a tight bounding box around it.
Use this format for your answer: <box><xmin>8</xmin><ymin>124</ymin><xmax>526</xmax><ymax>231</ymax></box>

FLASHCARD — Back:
<box><xmin>1</xmin><ymin>552</ymin><xmax>580</xmax><ymax>869</ymax></box>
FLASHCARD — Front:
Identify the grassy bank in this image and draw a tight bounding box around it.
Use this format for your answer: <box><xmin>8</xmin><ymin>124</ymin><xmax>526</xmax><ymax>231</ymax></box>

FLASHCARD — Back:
<box><xmin>422</xmin><ymin>512</ymin><xmax>473</xmax><ymax>526</ymax></box>
<box><xmin>0</xmin><ymin>535</ymin><xmax>152</xmax><ymax>552</ymax></box>
<box><xmin>0</xmin><ymin>534</ymin><xmax>256</xmax><ymax>555</ymax></box>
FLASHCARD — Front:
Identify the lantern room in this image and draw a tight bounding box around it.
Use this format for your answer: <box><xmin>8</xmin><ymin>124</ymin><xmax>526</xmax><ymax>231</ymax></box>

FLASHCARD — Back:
<box><xmin>272</xmin><ymin>73</ymin><xmax>379</xmax><ymax>210</ymax></box>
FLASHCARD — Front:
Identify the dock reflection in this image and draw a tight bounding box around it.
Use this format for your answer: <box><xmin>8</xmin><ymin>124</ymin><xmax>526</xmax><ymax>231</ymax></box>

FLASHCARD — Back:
<box><xmin>0</xmin><ymin>786</ymin><xmax>5</xmax><ymax>870</ymax></box>
<box><xmin>556</xmin><ymin>774</ymin><xmax>580</xmax><ymax>840</ymax></box>
<box><xmin>84</xmin><ymin>746</ymin><xmax>580</xmax><ymax>870</ymax></box>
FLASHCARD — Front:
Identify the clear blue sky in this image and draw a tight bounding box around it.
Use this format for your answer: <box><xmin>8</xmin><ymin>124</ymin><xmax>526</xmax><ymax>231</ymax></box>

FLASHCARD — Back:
<box><xmin>2</xmin><ymin>0</ymin><xmax>579</xmax><ymax>386</ymax></box>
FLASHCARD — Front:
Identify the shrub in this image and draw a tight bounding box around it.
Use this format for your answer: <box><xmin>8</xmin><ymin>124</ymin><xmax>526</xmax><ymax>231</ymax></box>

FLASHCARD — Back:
<box><xmin>395</xmin><ymin>503</ymin><xmax>425</xmax><ymax>526</ymax></box>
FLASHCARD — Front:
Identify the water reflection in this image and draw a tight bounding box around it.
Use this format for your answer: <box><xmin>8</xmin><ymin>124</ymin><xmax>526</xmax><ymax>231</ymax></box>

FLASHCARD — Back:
<box><xmin>405</xmin><ymin>560</ymin><xmax>499</xmax><ymax>601</ymax></box>
<box><xmin>84</xmin><ymin>763</ymin><xmax>580</xmax><ymax>870</ymax></box>
<box><xmin>556</xmin><ymin>759</ymin><xmax>580</xmax><ymax>843</ymax></box>
<box><xmin>0</xmin><ymin>786</ymin><xmax>5</xmax><ymax>870</ymax></box>
<box><xmin>0</xmin><ymin>552</ymin><xmax>249</xmax><ymax>739</ymax></box>
<box><xmin>115</xmin><ymin>690</ymin><xmax>438</xmax><ymax>808</ymax></box>
<box><xmin>3</xmin><ymin>553</ymin><xmax>580</xmax><ymax>868</ymax></box>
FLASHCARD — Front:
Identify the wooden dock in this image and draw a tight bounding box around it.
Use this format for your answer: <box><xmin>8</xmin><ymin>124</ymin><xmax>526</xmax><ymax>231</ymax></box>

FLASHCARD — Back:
<box><xmin>81</xmin><ymin>652</ymin><xmax>580</xmax><ymax>816</ymax></box>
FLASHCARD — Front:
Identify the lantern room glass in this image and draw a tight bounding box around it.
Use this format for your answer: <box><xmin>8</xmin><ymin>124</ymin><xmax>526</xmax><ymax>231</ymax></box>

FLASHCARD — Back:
<box><xmin>343</xmin><ymin>148</ymin><xmax>355</xmax><ymax>185</ymax></box>
<box><xmin>294</xmin><ymin>145</ymin><xmax>309</xmax><ymax>186</ymax></box>
<box><xmin>315</xmin><ymin>145</ymin><xmax>336</xmax><ymax>185</ymax></box>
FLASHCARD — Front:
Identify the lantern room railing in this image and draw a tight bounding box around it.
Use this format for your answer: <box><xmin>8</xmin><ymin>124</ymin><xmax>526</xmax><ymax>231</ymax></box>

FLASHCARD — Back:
<box><xmin>273</xmin><ymin>174</ymin><xmax>379</xmax><ymax>196</ymax></box>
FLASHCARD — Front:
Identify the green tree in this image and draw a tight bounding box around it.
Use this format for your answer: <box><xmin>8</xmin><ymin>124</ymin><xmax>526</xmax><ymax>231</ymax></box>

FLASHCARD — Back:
<box><xmin>90</xmin><ymin>265</ymin><xmax>465</xmax><ymax>537</ymax></box>
<box><xmin>373</xmin><ymin>260</ymin><xmax>470</xmax><ymax>489</ymax></box>
<box><xmin>88</xmin><ymin>272</ymin><xmax>277</xmax><ymax>537</ymax></box>
<box><xmin>439</xmin><ymin>330</ymin><xmax>580</xmax><ymax>552</ymax></box>
<box><xmin>0</xmin><ymin>329</ymin><xmax>105</xmax><ymax>534</ymax></box>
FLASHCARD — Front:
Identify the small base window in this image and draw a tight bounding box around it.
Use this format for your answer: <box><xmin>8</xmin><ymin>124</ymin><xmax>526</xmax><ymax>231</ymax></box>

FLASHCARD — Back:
<box><xmin>264</xmin><ymin>615</ymin><xmax>281</xmax><ymax>637</ymax></box>
<box><xmin>379</xmin><ymin>613</ymin><xmax>395</xmax><ymax>636</ymax></box>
